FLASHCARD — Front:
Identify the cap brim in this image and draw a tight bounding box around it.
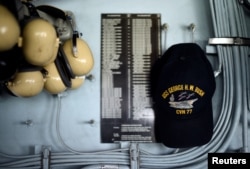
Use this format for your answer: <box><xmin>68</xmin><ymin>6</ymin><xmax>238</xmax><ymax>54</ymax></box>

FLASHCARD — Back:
<box><xmin>155</xmin><ymin>101</ymin><xmax>214</xmax><ymax>148</ymax></box>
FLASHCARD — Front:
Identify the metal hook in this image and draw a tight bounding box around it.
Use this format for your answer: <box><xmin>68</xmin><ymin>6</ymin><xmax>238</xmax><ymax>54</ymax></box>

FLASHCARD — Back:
<box><xmin>162</xmin><ymin>23</ymin><xmax>169</xmax><ymax>31</ymax></box>
<box><xmin>161</xmin><ymin>23</ymin><xmax>169</xmax><ymax>51</ymax></box>
<box><xmin>21</xmin><ymin>119</ymin><xmax>33</xmax><ymax>127</ymax></box>
<box><xmin>188</xmin><ymin>23</ymin><xmax>196</xmax><ymax>43</ymax></box>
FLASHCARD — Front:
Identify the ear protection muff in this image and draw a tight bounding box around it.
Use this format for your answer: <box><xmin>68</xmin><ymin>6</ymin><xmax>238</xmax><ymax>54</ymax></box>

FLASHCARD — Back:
<box><xmin>0</xmin><ymin>4</ymin><xmax>20</xmax><ymax>51</ymax></box>
<box><xmin>37</xmin><ymin>5</ymin><xmax>93</xmax><ymax>90</ymax></box>
<box><xmin>43</xmin><ymin>61</ymin><xmax>68</xmax><ymax>94</ymax></box>
<box><xmin>18</xmin><ymin>18</ymin><xmax>60</xmax><ymax>67</ymax></box>
<box><xmin>6</xmin><ymin>65</ymin><xmax>45</xmax><ymax>97</ymax></box>
<box><xmin>62</xmin><ymin>31</ymin><xmax>94</xmax><ymax>76</ymax></box>
<box><xmin>35</xmin><ymin>5</ymin><xmax>93</xmax><ymax>77</ymax></box>
<box><xmin>1</xmin><ymin>1</ymin><xmax>92</xmax><ymax>97</ymax></box>
<box><xmin>18</xmin><ymin>2</ymin><xmax>60</xmax><ymax>67</ymax></box>
<box><xmin>0</xmin><ymin>2</ymin><xmax>22</xmax><ymax>82</ymax></box>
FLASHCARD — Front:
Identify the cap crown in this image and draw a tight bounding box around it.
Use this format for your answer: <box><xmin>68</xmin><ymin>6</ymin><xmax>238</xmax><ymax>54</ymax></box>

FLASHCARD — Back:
<box><xmin>152</xmin><ymin>43</ymin><xmax>216</xmax><ymax>148</ymax></box>
<box><xmin>155</xmin><ymin>43</ymin><xmax>215</xmax><ymax>120</ymax></box>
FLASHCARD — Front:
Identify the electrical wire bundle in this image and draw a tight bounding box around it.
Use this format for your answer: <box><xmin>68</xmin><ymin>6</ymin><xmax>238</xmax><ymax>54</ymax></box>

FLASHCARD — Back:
<box><xmin>50</xmin><ymin>151</ymin><xmax>130</xmax><ymax>168</ymax></box>
<box><xmin>0</xmin><ymin>153</ymin><xmax>42</xmax><ymax>169</ymax></box>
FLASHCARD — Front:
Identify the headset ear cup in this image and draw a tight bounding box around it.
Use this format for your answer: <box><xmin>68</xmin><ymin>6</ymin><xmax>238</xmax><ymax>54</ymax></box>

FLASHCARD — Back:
<box><xmin>0</xmin><ymin>4</ymin><xmax>20</xmax><ymax>51</ymax></box>
<box><xmin>43</xmin><ymin>62</ymin><xmax>67</xmax><ymax>94</ymax></box>
<box><xmin>20</xmin><ymin>18</ymin><xmax>59</xmax><ymax>66</ymax></box>
<box><xmin>62</xmin><ymin>37</ymin><xmax>94</xmax><ymax>76</ymax></box>
<box><xmin>5</xmin><ymin>66</ymin><xmax>45</xmax><ymax>97</ymax></box>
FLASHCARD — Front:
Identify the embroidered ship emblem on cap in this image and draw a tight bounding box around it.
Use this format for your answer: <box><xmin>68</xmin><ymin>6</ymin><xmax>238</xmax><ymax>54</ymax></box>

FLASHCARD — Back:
<box><xmin>169</xmin><ymin>94</ymin><xmax>198</xmax><ymax>109</ymax></box>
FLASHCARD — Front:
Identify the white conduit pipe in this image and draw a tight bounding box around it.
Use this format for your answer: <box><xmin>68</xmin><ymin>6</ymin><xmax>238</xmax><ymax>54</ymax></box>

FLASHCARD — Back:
<box><xmin>236</xmin><ymin>1</ymin><xmax>249</xmax><ymax>153</ymax></box>
<box><xmin>227</xmin><ymin>0</ymin><xmax>249</xmax><ymax>153</ymax></box>
<box><xmin>214</xmin><ymin>0</ymin><xmax>241</xmax><ymax>153</ymax></box>
<box><xmin>241</xmin><ymin>45</ymin><xmax>249</xmax><ymax>153</ymax></box>
<box><xmin>0</xmin><ymin>154</ymin><xmax>42</xmax><ymax>169</ymax></box>
<box><xmin>238</xmin><ymin>3</ymin><xmax>249</xmax><ymax>150</ymax></box>
<box><xmin>0</xmin><ymin>158</ymin><xmax>41</xmax><ymax>167</ymax></box>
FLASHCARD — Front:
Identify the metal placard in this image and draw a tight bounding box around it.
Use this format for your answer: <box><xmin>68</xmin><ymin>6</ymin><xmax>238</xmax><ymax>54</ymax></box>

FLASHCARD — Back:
<box><xmin>101</xmin><ymin>14</ymin><xmax>161</xmax><ymax>143</ymax></box>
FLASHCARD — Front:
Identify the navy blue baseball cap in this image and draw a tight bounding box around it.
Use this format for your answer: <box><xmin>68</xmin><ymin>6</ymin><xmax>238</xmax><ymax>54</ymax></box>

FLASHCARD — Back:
<box><xmin>152</xmin><ymin>43</ymin><xmax>216</xmax><ymax>148</ymax></box>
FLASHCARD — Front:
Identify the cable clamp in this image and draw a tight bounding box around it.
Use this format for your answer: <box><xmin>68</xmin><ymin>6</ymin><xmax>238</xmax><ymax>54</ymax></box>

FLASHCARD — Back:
<box><xmin>208</xmin><ymin>37</ymin><xmax>250</xmax><ymax>46</ymax></box>
<box><xmin>42</xmin><ymin>146</ymin><xmax>51</xmax><ymax>169</ymax></box>
<box><xmin>130</xmin><ymin>143</ymin><xmax>139</xmax><ymax>169</ymax></box>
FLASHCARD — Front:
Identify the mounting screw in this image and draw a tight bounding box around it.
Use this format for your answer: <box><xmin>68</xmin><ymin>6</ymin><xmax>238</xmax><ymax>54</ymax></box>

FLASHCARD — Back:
<box><xmin>189</xmin><ymin>23</ymin><xmax>196</xmax><ymax>32</ymax></box>
<box><xmin>238</xmin><ymin>0</ymin><xmax>244</xmax><ymax>4</ymax></box>
<box><xmin>86</xmin><ymin>74</ymin><xmax>94</xmax><ymax>81</ymax></box>
<box><xmin>22</xmin><ymin>120</ymin><xmax>33</xmax><ymax>127</ymax></box>
<box><xmin>85</xmin><ymin>119</ymin><xmax>96</xmax><ymax>127</ymax></box>
<box><xmin>88</xmin><ymin>119</ymin><xmax>95</xmax><ymax>124</ymax></box>
<box><xmin>161</xmin><ymin>23</ymin><xmax>169</xmax><ymax>31</ymax></box>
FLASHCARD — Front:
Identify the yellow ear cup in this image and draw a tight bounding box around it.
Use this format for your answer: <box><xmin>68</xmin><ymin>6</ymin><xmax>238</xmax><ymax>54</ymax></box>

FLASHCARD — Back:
<box><xmin>62</xmin><ymin>38</ymin><xmax>94</xmax><ymax>76</ymax></box>
<box><xmin>0</xmin><ymin>5</ymin><xmax>20</xmax><ymax>51</ymax></box>
<box><xmin>43</xmin><ymin>62</ymin><xmax>67</xmax><ymax>94</ymax></box>
<box><xmin>6</xmin><ymin>71</ymin><xmax>45</xmax><ymax>97</ymax></box>
<box><xmin>20</xmin><ymin>18</ymin><xmax>59</xmax><ymax>66</ymax></box>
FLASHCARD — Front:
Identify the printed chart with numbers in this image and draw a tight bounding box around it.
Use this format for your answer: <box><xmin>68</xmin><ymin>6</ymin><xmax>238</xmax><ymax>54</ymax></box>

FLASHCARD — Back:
<box><xmin>101</xmin><ymin>14</ymin><xmax>161</xmax><ymax>143</ymax></box>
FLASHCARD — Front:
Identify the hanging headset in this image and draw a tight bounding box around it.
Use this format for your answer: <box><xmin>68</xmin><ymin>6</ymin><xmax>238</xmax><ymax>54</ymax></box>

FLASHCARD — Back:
<box><xmin>1</xmin><ymin>1</ymin><xmax>94</xmax><ymax>96</ymax></box>
<box><xmin>36</xmin><ymin>5</ymin><xmax>94</xmax><ymax>92</ymax></box>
